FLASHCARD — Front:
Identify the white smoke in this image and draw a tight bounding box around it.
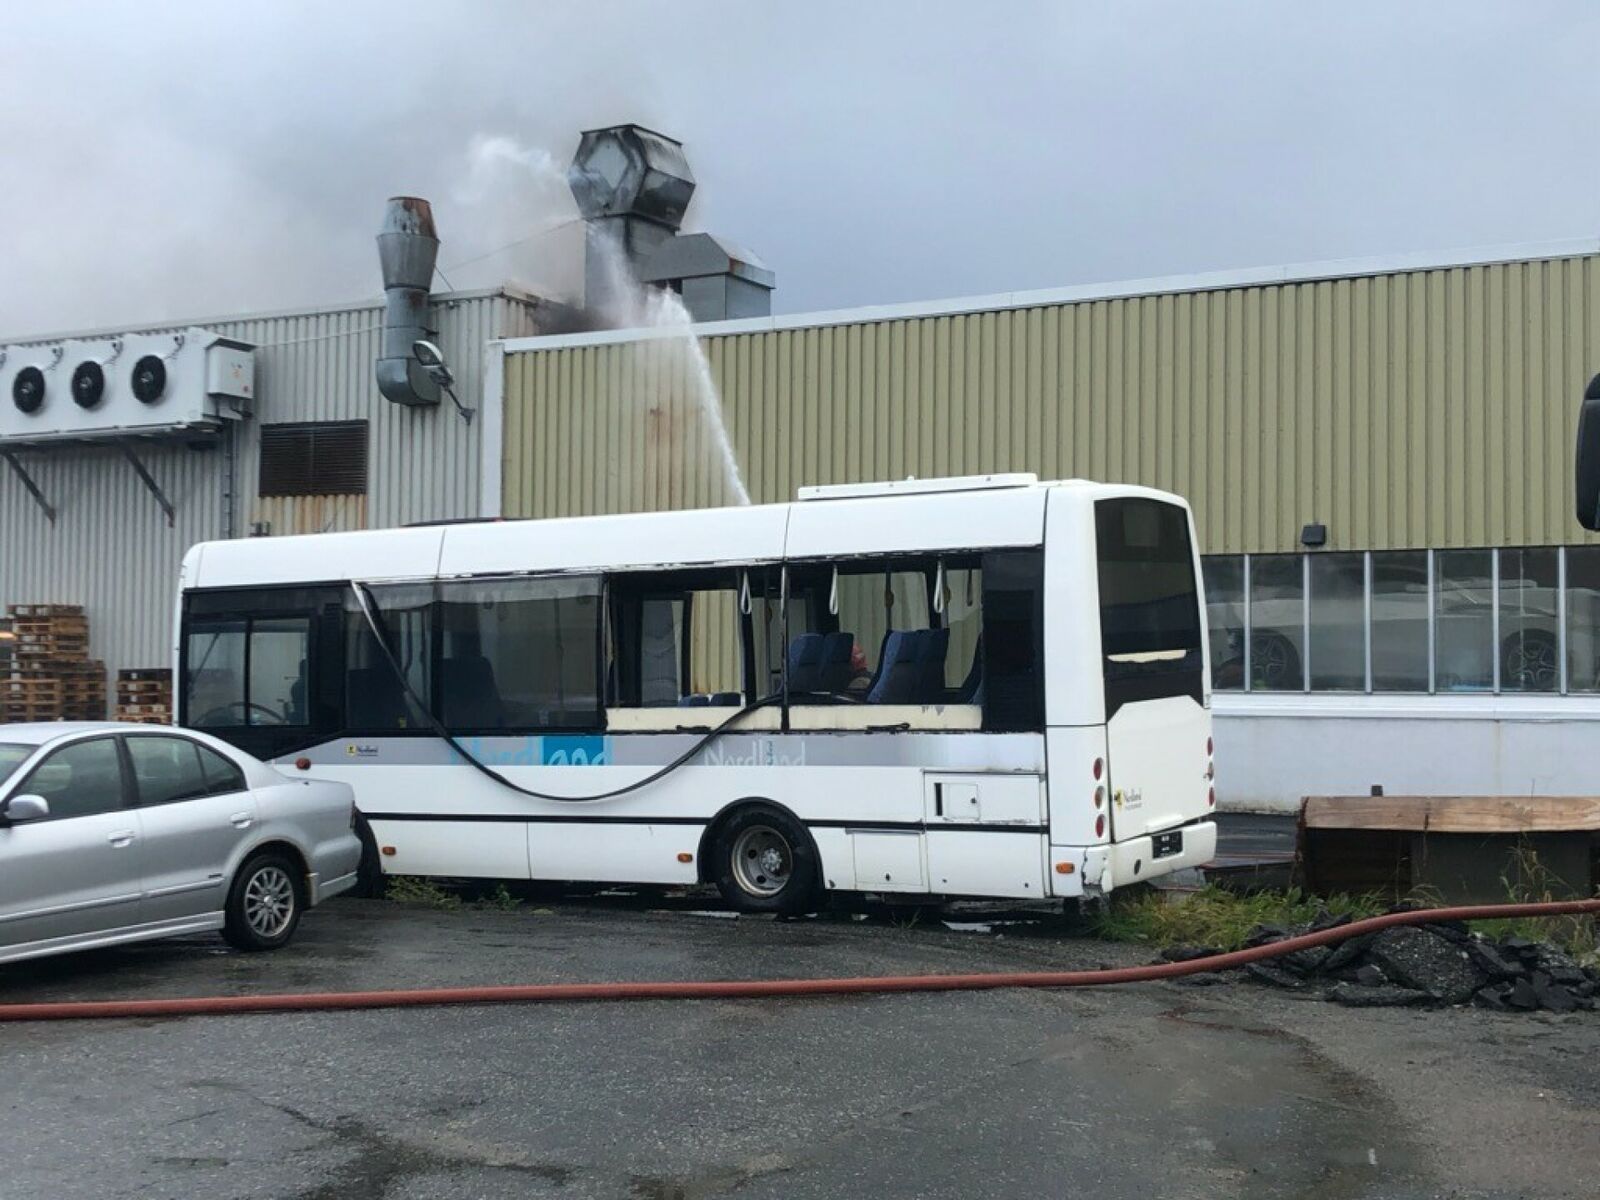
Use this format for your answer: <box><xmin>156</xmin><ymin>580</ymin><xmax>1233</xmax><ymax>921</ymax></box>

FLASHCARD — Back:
<box><xmin>590</xmin><ymin>226</ymin><xmax>752</xmax><ymax>507</ymax></box>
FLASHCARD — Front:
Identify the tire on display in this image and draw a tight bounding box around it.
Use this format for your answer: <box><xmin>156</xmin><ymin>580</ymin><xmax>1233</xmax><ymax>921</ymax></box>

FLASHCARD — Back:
<box><xmin>223</xmin><ymin>850</ymin><xmax>306</xmax><ymax>951</ymax></box>
<box><xmin>712</xmin><ymin>805</ymin><xmax>821</xmax><ymax>915</ymax></box>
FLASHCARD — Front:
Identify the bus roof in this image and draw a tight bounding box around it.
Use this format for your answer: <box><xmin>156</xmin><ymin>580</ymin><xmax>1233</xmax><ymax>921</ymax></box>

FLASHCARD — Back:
<box><xmin>182</xmin><ymin>477</ymin><xmax>1189</xmax><ymax>590</ymax></box>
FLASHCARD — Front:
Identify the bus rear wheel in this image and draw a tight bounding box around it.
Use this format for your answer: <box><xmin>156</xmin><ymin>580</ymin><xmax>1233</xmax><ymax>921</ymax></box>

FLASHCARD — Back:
<box><xmin>713</xmin><ymin>806</ymin><xmax>820</xmax><ymax>915</ymax></box>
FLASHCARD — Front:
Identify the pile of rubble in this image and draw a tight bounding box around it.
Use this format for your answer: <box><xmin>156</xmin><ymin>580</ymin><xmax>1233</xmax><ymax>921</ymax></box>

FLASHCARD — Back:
<box><xmin>1166</xmin><ymin>912</ymin><xmax>1599</xmax><ymax>1012</ymax></box>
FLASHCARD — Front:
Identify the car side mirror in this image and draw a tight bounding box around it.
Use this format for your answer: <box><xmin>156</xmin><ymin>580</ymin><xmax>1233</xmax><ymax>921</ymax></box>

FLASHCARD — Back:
<box><xmin>1575</xmin><ymin>372</ymin><xmax>1600</xmax><ymax>530</ymax></box>
<box><xmin>1</xmin><ymin>795</ymin><xmax>50</xmax><ymax>824</ymax></box>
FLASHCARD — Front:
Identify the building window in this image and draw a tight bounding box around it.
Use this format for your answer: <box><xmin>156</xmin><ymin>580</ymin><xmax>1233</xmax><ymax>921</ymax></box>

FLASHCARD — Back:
<box><xmin>258</xmin><ymin>421</ymin><xmax>369</xmax><ymax>497</ymax></box>
<box><xmin>1434</xmin><ymin>550</ymin><xmax>1494</xmax><ymax>692</ymax></box>
<box><xmin>1498</xmin><ymin>548</ymin><xmax>1559</xmax><ymax>693</ymax></box>
<box><xmin>1203</xmin><ymin>544</ymin><xmax>1591</xmax><ymax>697</ymax></box>
<box><xmin>1201</xmin><ymin>557</ymin><xmax>1245</xmax><ymax>691</ymax></box>
<box><xmin>1369</xmin><ymin>552</ymin><xmax>1429</xmax><ymax>691</ymax></box>
<box><xmin>1567</xmin><ymin>546</ymin><xmax>1600</xmax><ymax>693</ymax></box>
<box><xmin>1248</xmin><ymin>555</ymin><xmax>1304</xmax><ymax>691</ymax></box>
<box><xmin>1308</xmin><ymin>553</ymin><xmax>1366</xmax><ymax>691</ymax></box>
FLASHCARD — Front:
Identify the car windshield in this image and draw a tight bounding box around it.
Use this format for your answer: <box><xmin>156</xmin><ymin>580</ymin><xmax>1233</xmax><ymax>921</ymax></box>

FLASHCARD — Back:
<box><xmin>0</xmin><ymin>743</ymin><xmax>34</xmax><ymax>787</ymax></box>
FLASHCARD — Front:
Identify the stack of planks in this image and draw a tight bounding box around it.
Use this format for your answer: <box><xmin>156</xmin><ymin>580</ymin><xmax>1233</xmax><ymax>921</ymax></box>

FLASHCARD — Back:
<box><xmin>1298</xmin><ymin>794</ymin><xmax>1600</xmax><ymax>904</ymax></box>
<box><xmin>1</xmin><ymin>604</ymin><xmax>106</xmax><ymax>724</ymax></box>
<box><xmin>115</xmin><ymin>668</ymin><xmax>173</xmax><ymax>725</ymax></box>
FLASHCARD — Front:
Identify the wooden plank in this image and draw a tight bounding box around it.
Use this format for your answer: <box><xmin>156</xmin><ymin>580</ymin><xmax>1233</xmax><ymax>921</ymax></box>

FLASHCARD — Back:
<box><xmin>1303</xmin><ymin>795</ymin><xmax>1600</xmax><ymax>833</ymax></box>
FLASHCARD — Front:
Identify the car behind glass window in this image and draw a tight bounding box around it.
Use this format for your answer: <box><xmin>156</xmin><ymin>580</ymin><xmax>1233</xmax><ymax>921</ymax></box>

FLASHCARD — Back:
<box><xmin>18</xmin><ymin>738</ymin><xmax>124</xmax><ymax>819</ymax></box>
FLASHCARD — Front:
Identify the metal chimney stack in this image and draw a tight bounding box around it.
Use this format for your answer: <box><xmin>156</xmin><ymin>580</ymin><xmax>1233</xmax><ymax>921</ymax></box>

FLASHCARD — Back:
<box><xmin>567</xmin><ymin>125</ymin><xmax>695</xmax><ymax>319</ymax></box>
<box><xmin>376</xmin><ymin>196</ymin><xmax>441</xmax><ymax>407</ymax></box>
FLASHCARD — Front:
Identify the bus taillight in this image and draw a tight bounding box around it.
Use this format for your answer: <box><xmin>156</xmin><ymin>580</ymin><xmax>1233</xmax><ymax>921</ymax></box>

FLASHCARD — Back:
<box><xmin>1206</xmin><ymin>736</ymin><xmax>1213</xmax><ymax>757</ymax></box>
<box><xmin>1095</xmin><ymin>814</ymin><xmax>1105</xmax><ymax>838</ymax></box>
<box><xmin>1208</xmin><ymin>786</ymin><xmax>1216</xmax><ymax>808</ymax></box>
<box><xmin>1093</xmin><ymin>757</ymin><xmax>1103</xmax><ymax>780</ymax></box>
<box><xmin>1094</xmin><ymin>786</ymin><xmax>1105</xmax><ymax>809</ymax></box>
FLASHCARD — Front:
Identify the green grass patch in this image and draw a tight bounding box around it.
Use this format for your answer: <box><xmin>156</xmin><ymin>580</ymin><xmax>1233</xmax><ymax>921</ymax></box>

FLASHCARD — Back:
<box><xmin>383</xmin><ymin>876</ymin><xmax>463</xmax><ymax>910</ymax></box>
<box><xmin>1092</xmin><ymin>885</ymin><xmax>1385</xmax><ymax>951</ymax></box>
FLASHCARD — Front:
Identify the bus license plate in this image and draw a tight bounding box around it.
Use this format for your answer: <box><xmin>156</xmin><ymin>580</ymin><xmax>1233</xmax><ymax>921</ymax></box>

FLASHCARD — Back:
<box><xmin>1152</xmin><ymin>831</ymin><xmax>1183</xmax><ymax>859</ymax></box>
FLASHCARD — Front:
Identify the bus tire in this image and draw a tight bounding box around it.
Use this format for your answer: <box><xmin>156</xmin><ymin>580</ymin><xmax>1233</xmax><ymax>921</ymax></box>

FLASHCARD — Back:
<box><xmin>712</xmin><ymin>805</ymin><xmax>820</xmax><ymax>915</ymax></box>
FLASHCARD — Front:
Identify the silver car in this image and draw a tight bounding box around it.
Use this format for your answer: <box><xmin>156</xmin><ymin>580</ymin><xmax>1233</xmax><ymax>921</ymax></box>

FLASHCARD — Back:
<box><xmin>0</xmin><ymin>722</ymin><xmax>361</xmax><ymax>965</ymax></box>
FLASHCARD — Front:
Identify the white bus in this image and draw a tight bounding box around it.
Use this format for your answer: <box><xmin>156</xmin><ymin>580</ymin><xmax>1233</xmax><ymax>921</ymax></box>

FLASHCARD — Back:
<box><xmin>175</xmin><ymin>474</ymin><xmax>1216</xmax><ymax>912</ymax></box>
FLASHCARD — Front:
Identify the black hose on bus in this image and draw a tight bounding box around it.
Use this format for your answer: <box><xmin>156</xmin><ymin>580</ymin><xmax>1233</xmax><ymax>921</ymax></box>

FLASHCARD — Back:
<box><xmin>350</xmin><ymin>581</ymin><xmax>781</xmax><ymax>803</ymax></box>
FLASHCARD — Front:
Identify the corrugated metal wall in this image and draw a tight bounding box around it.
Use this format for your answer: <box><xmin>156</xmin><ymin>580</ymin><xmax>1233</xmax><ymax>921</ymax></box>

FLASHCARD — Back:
<box><xmin>1</xmin><ymin>440</ymin><xmax>224</xmax><ymax>675</ymax></box>
<box><xmin>0</xmin><ymin>290</ymin><xmax>543</xmax><ymax>682</ymax></box>
<box><xmin>501</xmin><ymin>254</ymin><xmax>1600</xmax><ymax>554</ymax></box>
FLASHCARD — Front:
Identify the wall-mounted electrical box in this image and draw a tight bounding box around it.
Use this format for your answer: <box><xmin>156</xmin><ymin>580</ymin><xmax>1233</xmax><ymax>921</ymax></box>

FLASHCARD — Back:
<box><xmin>0</xmin><ymin>327</ymin><xmax>255</xmax><ymax>445</ymax></box>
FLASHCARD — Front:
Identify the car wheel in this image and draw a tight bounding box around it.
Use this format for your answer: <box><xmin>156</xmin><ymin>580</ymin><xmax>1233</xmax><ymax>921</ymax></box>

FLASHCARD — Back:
<box><xmin>1501</xmin><ymin>630</ymin><xmax>1558</xmax><ymax>691</ymax></box>
<box><xmin>223</xmin><ymin>850</ymin><xmax>305</xmax><ymax>951</ymax></box>
<box><xmin>1250</xmin><ymin>631</ymin><xmax>1302</xmax><ymax>690</ymax></box>
<box><xmin>713</xmin><ymin>806</ymin><xmax>820</xmax><ymax>915</ymax></box>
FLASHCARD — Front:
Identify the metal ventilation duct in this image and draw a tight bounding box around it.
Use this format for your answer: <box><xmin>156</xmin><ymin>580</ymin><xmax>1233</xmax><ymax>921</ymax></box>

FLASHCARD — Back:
<box><xmin>376</xmin><ymin>196</ymin><xmax>441</xmax><ymax>408</ymax></box>
<box><xmin>568</xmin><ymin>125</ymin><xmax>695</xmax><ymax>317</ymax></box>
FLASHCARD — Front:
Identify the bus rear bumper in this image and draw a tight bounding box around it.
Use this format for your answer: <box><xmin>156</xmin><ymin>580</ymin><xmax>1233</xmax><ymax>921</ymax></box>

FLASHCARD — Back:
<box><xmin>1053</xmin><ymin>820</ymin><xmax>1218</xmax><ymax>897</ymax></box>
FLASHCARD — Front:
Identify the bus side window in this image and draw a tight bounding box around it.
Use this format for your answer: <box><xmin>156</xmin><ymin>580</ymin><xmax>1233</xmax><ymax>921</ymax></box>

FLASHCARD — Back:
<box><xmin>607</xmin><ymin>568</ymin><xmax>754</xmax><ymax>712</ymax></box>
<box><xmin>979</xmin><ymin>550</ymin><xmax>1045</xmax><ymax>732</ymax></box>
<box><xmin>344</xmin><ymin>583</ymin><xmax>434</xmax><ymax>730</ymax></box>
<box><xmin>784</xmin><ymin>556</ymin><xmax>984</xmax><ymax>712</ymax></box>
<box><xmin>437</xmin><ymin>575</ymin><xmax>603</xmax><ymax>732</ymax></box>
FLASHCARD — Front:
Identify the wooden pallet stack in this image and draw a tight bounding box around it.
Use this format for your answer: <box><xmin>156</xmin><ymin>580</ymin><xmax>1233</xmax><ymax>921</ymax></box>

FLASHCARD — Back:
<box><xmin>1</xmin><ymin>604</ymin><xmax>106</xmax><ymax>724</ymax></box>
<box><xmin>115</xmin><ymin>668</ymin><xmax>173</xmax><ymax>725</ymax></box>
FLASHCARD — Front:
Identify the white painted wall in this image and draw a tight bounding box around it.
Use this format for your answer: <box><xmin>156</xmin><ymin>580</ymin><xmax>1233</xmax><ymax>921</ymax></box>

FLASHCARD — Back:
<box><xmin>1213</xmin><ymin>694</ymin><xmax>1600</xmax><ymax>813</ymax></box>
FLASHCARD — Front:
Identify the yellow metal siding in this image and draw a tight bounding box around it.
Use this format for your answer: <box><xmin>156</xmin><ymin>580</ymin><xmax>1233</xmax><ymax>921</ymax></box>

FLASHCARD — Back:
<box><xmin>502</xmin><ymin>255</ymin><xmax>1600</xmax><ymax>553</ymax></box>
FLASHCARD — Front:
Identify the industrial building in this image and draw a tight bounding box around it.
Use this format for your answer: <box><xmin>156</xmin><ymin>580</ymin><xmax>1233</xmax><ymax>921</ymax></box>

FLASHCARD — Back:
<box><xmin>490</xmin><ymin>238</ymin><xmax>1600</xmax><ymax>811</ymax></box>
<box><xmin>4</xmin><ymin>122</ymin><xmax>1598</xmax><ymax>811</ymax></box>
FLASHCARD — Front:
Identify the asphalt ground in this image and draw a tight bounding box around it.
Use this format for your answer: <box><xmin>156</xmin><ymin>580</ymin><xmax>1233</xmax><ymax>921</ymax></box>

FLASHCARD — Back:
<box><xmin>0</xmin><ymin>893</ymin><xmax>1594</xmax><ymax>1200</ymax></box>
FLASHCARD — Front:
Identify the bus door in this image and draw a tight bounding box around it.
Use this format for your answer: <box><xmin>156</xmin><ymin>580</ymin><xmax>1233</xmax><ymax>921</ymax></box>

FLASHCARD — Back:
<box><xmin>1093</xmin><ymin>498</ymin><xmax>1211</xmax><ymax>842</ymax></box>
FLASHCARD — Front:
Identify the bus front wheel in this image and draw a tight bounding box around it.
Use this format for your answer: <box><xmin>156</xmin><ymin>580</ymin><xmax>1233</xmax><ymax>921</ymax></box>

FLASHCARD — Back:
<box><xmin>713</xmin><ymin>806</ymin><xmax>821</xmax><ymax>915</ymax></box>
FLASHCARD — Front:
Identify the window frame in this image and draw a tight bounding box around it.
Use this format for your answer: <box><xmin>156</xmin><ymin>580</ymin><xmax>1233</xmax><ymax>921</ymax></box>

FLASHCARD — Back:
<box><xmin>606</xmin><ymin>565</ymin><xmax>760</xmax><ymax>711</ymax></box>
<box><xmin>11</xmin><ymin>735</ymin><xmax>133</xmax><ymax>822</ymax></box>
<box><xmin>180</xmin><ymin>584</ymin><xmax>344</xmax><ymax>760</ymax></box>
<box><xmin>1205</xmin><ymin>543</ymin><xmax>1587</xmax><ymax>698</ymax></box>
<box><xmin>184</xmin><ymin>612</ymin><xmax>314</xmax><ymax>730</ymax></box>
<box><xmin>777</xmin><ymin>548</ymin><xmax>1029</xmax><ymax>731</ymax></box>
<box><xmin>122</xmin><ymin>733</ymin><xmax>248</xmax><ymax>807</ymax></box>
<box><xmin>434</xmin><ymin>571</ymin><xmax>607</xmax><ymax>735</ymax></box>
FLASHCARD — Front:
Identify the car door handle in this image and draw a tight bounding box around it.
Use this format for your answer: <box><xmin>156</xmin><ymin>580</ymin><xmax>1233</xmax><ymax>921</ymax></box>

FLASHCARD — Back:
<box><xmin>229</xmin><ymin>812</ymin><xmax>254</xmax><ymax>829</ymax></box>
<box><xmin>108</xmin><ymin>830</ymin><xmax>136</xmax><ymax>848</ymax></box>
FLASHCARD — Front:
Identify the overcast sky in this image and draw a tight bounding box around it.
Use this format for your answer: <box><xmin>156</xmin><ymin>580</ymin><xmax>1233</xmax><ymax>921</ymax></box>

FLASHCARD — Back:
<box><xmin>3</xmin><ymin>1</ymin><xmax>1596</xmax><ymax>337</ymax></box>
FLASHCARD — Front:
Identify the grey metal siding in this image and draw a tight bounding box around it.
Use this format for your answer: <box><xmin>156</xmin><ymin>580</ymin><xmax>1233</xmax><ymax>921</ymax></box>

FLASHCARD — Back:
<box><xmin>1</xmin><ymin>290</ymin><xmax>542</xmax><ymax>681</ymax></box>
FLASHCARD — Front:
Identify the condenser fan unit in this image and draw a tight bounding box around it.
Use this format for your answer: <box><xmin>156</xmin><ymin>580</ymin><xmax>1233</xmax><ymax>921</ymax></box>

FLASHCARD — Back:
<box><xmin>131</xmin><ymin>354</ymin><xmax>167</xmax><ymax>403</ymax></box>
<box><xmin>71</xmin><ymin>361</ymin><xmax>105</xmax><ymax>408</ymax></box>
<box><xmin>12</xmin><ymin>366</ymin><xmax>45</xmax><ymax>414</ymax></box>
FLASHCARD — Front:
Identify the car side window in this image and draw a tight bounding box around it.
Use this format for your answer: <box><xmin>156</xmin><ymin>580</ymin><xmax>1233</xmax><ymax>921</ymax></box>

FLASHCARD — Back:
<box><xmin>126</xmin><ymin>736</ymin><xmax>213</xmax><ymax>806</ymax></box>
<box><xmin>17</xmin><ymin>738</ymin><xmax>126</xmax><ymax>820</ymax></box>
<box><xmin>196</xmin><ymin>744</ymin><xmax>247</xmax><ymax>795</ymax></box>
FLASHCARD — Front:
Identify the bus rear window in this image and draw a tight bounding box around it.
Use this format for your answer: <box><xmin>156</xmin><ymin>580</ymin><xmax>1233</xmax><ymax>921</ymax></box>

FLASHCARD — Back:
<box><xmin>1094</xmin><ymin>498</ymin><xmax>1202</xmax><ymax>677</ymax></box>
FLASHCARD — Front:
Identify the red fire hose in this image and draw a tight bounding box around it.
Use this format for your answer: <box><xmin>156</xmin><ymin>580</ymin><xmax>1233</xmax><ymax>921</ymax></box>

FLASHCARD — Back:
<box><xmin>1</xmin><ymin>898</ymin><xmax>1594</xmax><ymax>1023</ymax></box>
